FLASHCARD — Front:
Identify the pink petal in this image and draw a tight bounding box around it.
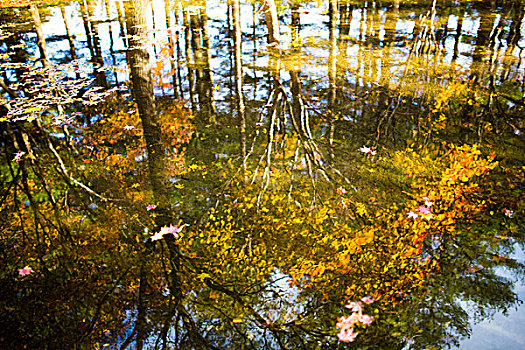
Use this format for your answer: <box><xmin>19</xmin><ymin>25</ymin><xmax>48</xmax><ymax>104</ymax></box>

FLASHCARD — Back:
<box><xmin>18</xmin><ymin>267</ymin><xmax>33</xmax><ymax>276</ymax></box>
<box><xmin>359</xmin><ymin>314</ymin><xmax>374</xmax><ymax>325</ymax></box>
<box><xmin>417</xmin><ymin>206</ymin><xmax>431</xmax><ymax>214</ymax></box>
<box><xmin>337</xmin><ymin>328</ymin><xmax>358</xmax><ymax>342</ymax></box>
<box><xmin>361</xmin><ymin>296</ymin><xmax>374</xmax><ymax>304</ymax></box>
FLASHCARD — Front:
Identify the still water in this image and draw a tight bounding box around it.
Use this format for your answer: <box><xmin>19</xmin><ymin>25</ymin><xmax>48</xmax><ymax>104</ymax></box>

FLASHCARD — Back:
<box><xmin>1</xmin><ymin>0</ymin><xmax>524</xmax><ymax>348</ymax></box>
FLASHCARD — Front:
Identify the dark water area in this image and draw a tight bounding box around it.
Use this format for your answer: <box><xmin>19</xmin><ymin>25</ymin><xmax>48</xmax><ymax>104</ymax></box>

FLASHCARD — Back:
<box><xmin>0</xmin><ymin>0</ymin><xmax>524</xmax><ymax>348</ymax></box>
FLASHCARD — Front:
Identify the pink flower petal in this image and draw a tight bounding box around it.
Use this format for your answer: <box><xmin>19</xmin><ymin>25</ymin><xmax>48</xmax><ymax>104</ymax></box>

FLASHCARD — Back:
<box><xmin>18</xmin><ymin>266</ymin><xmax>33</xmax><ymax>277</ymax></box>
<box><xmin>417</xmin><ymin>206</ymin><xmax>431</xmax><ymax>214</ymax></box>
<box><xmin>359</xmin><ymin>314</ymin><xmax>374</xmax><ymax>325</ymax></box>
<box><xmin>361</xmin><ymin>296</ymin><xmax>374</xmax><ymax>304</ymax></box>
<box><xmin>337</xmin><ymin>328</ymin><xmax>359</xmax><ymax>342</ymax></box>
<box><xmin>345</xmin><ymin>302</ymin><xmax>362</xmax><ymax>312</ymax></box>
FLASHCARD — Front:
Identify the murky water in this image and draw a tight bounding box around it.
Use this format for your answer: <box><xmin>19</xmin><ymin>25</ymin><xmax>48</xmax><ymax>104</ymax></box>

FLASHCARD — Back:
<box><xmin>1</xmin><ymin>0</ymin><xmax>524</xmax><ymax>348</ymax></box>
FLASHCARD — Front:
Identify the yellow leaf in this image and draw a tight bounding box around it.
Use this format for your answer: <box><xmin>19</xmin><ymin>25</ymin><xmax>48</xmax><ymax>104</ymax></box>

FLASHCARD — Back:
<box><xmin>197</xmin><ymin>273</ymin><xmax>211</xmax><ymax>280</ymax></box>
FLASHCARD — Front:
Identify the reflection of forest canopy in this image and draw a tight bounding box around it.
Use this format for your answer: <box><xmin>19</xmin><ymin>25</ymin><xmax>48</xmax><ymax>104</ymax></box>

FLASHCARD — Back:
<box><xmin>0</xmin><ymin>0</ymin><xmax>524</xmax><ymax>348</ymax></box>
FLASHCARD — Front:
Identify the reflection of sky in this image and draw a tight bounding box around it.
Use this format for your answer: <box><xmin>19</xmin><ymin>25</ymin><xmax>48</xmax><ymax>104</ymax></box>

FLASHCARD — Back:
<box><xmin>453</xmin><ymin>246</ymin><xmax>525</xmax><ymax>350</ymax></box>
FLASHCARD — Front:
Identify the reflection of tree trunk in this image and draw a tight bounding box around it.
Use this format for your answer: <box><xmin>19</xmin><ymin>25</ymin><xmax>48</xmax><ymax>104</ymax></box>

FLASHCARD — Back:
<box><xmin>375</xmin><ymin>4</ymin><xmax>399</xmax><ymax>146</ymax></box>
<box><xmin>79</xmin><ymin>0</ymin><xmax>96</xmax><ymax>60</ymax></box>
<box><xmin>338</xmin><ymin>1</ymin><xmax>352</xmax><ymax>51</ymax></box>
<box><xmin>290</xmin><ymin>72</ymin><xmax>312</xmax><ymax>141</ymax></box>
<box><xmin>506</xmin><ymin>2</ymin><xmax>523</xmax><ymax>48</ymax></box>
<box><xmin>290</xmin><ymin>3</ymin><xmax>299</xmax><ymax>43</ymax></box>
<box><xmin>189</xmin><ymin>7</ymin><xmax>217</xmax><ymax>123</ymax></box>
<box><xmin>232</xmin><ymin>0</ymin><xmax>246</xmax><ymax>178</ymax></box>
<box><xmin>165</xmin><ymin>0</ymin><xmax>179</xmax><ymax>98</ymax></box>
<box><xmin>452</xmin><ymin>5</ymin><xmax>464</xmax><ymax>63</ymax></box>
<box><xmin>260</xmin><ymin>0</ymin><xmax>280</xmax><ymax>47</ymax></box>
<box><xmin>252</xmin><ymin>2</ymin><xmax>257</xmax><ymax>100</ymax></box>
<box><xmin>469</xmin><ymin>1</ymin><xmax>497</xmax><ymax>87</ymax></box>
<box><xmin>201</xmin><ymin>8</ymin><xmax>217</xmax><ymax>123</ymax></box>
<box><xmin>357</xmin><ymin>6</ymin><xmax>364</xmax><ymax>85</ymax></box>
<box><xmin>124</xmin><ymin>0</ymin><xmax>171</xmax><ymax>346</ymax></box>
<box><xmin>328</xmin><ymin>0</ymin><xmax>337</xmax><ymax>157</ymax></box>
<box><xmin>87</xmin><ymin>0</ymin><xmax>108</xmax><ymax>88</ymax></box>
<box><xmin>371</xmin><ymin>3</ymin><xmax>379</xmax><ymax>82</ymax></box>
<box><xmin>173</xmin><ymin>7</ymin><xmax>185</xmax><ymax>99</ymax></box>
<box><xmin>501</xmin><ymin>2</ymin><xmax>523</xmax><ymax>81</ymax></box>
<box><xmin>227</xmin><ymin>3</ymin><xmax>234</xmax><ymax>115</ymax></box>
<box><xmin>59</xmin><ymin>4</ymin><xmax>77</xmax><ymax>61</ymax></box>
<box><xmin>380</xmin><ymin>4</ymin><xmax>397</xmax><ymax>86</ymax></box>
<box><xmin>125</xmin><ymin>2</ymin><xmax>169</xmax><ymax>209</ymax></box>
<box><xmin>105</xmin><ymin>0</ymin><xmax>119</xmax><ymax>84</ymax></box>
<box><xmin>29</xmin><ymin>4</ymin><xmax>49</xmax><ymax>67</ymax></box>
<box><xmin>472</xmin><ymin>3</ymin><xmax>493</xmax><ymax>64</ymax></box>
<box><xmin>183</xmin><ymin>8</ymin><xmax>197</xmax><ymax>114</ymax></box>
<box><xmin>115</xmin><ymin>0</ymin><xmax>127</xmax><ymax>43</ymax></box>
<box><xmin>364</xmin><ymin>4</ymin><xmax>373</xmax><ymax>88</ymax></box>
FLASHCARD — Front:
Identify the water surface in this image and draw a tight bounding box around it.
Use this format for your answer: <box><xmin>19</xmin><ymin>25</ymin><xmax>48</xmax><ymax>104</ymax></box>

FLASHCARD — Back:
<box><xmin>0</xmin><ymin>0</ymin><xmax>524</xmax><ymax>348</ymax></box>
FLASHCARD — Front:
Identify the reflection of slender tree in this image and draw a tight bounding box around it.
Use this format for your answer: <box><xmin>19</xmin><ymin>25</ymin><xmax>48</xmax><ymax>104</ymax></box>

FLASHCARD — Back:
<box><xmin>59</xmin><ymin>4</ymin><xmax>77</xmax><ymax>61</ymax></box>
<box><xmin>258</xmin><ymin>56</ymin><xmax>284</xmax><ymax>191</ymax></box>
<box><xmin>470</xmin><ymin>1</ymin><xmax>495</xmax><ymax>87</ymax></box>
<box><xmin>183</xmin><ymin>7</ymin><xmax>197</xmax><ymax>114</ymax></box>
<box><xmin>337</xmin><ymin>0</ymin><xmax>352</xmax><ymax>51</ymax></box>
<box><xmin>327</xmin><ymin>0</ymin><xmax>337</xmax><ymax>156</ymax></box>
<box><xmin>86</xmin><ymin>0</ymin><xmax>109</xmax><ymax>88</ymax></box>
<box><xmin>501</xmin><ymin>1</ymin><xmax>524</xmax><ymax>81</ymax></box>
<box><xmin>164</xmin><ymin>0</ymin><xmax>179</xmax><ymax>98</ymax></box>
<box><xmin>410</xmin><ymin>0</ymin><xmax>439</xmax><ymax>56</ymax></box>
<box><xmin>364</xmin><ymin>2</ymin><xmax>374</xmax><ymax>84</ymax></box>
<box><xmin>356</xmin><ymin>5</ymin><xmax>365</xmax><ymax>118</ymax></box>
<box><xmin>79</xmin><ymin>0</ymin><xmax>96</xmax><ymax>59</ymax></box>
<box><xmin>189</xmin><ymin>6</ymin><xmax>217</xmax><ymax>123</ymax></box>
<box><xmin>115</xmin><ymin>0</ymin><xmax>127</xmax><ymax>43</ymax></box>
<box><xmin>380</xmin><ymin>3</ymin><xmax>397</xmax><ymax>86</ymax></box>
<box><xmin>451</xmin><ymin>3</ymin><xmax>464</xmax><ymax>63</ymax></box>
<box><xmin>358</xmin><ymin>4</ymin><xmax>378</xmax><ymax>135</ymax></box>
<box><xmin>29</xmin><ymin>3</ymin><xmax>49</xmax><ymax>67</ymax></box>
<box><xmin>371</xmin><ymin>2</ymin><xmax>380</xmax><ymax>81</ymax></box>
<box><xmin>226</xmin><ymin>2</ymin><xmax>234</xmax><ymax>113</ymax></box>
<box><xmin>104</xmin><ymin>0</ymin><xmax>119</xmax><ymax>84</ymax></box>
<box><xmin>252</xmin><ymin>2</ymin><xmax>258</xmax><ymax>100</ymax></box>
<box><xmin>290</xmin><ymin>1</ymin><xmax>299</xmax><ymax>43</ymax></box>
<box><xmin>232</xmin><ymin>0</ymin><xmax>247</xmax><ymax>179</ymax></box>
<box><xmin>173</xmin><ymin>4</ymin><xmax>185</xmax><ymax>99</ymax></box>
<box><xmin>373</xmin><ymin>4</ymin><xmax>401</xmax><ymax>146</ymax></box>
<box><xmin>470</xmin><ymin>2</ymin><xmax>519</xmax><ymax>143</ymax></box>
<box><xmin>260</xmin><ymin>0</ymin><xmax>280</xmax><ymax>47</ymax></box>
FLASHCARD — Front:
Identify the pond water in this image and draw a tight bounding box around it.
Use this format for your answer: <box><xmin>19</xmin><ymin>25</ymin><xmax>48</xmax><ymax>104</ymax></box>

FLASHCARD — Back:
<box><xmin>1</xmin><ymin>0</ymin><xmax>524</xmax><ymax>349</ymax></box>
